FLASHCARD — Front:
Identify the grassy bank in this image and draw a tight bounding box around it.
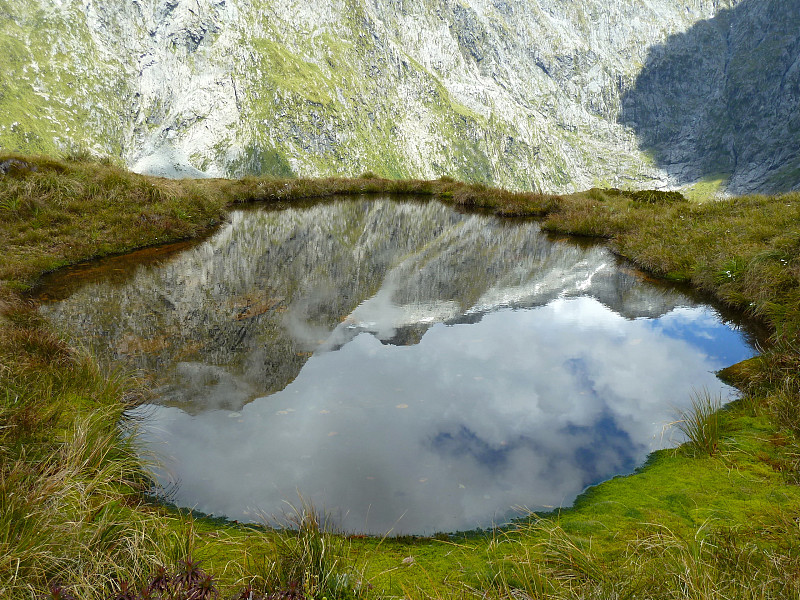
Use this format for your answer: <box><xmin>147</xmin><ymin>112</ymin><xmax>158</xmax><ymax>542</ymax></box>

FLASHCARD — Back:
<box><xmin>2</xmin><ymin>154</ymin><xmax>800</xmax><ymax>598</ymax></box>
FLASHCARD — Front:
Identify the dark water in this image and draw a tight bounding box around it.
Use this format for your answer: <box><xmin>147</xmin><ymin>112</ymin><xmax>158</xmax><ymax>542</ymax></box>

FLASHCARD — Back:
<box><xmin>38</xmin><ymin>197</ymin><xmax>755</xmax><ymax>534</ymax></box>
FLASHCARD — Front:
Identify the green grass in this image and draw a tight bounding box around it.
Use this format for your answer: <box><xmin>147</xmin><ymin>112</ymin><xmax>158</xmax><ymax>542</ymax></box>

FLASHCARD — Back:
<box><xmin>0</xmin><ymin>298</ymin><xmax>172</xmax><ymax>597</ymax></box>
<box><xmin>681</xmin><ymin>172</ymin><xmax>730</xmax><ymax>202</ymax></box>
<box><xmin>1</xmin><ymin>153</ymin><xmax>800</xmax><ymax>598</ymax></box>
<box><xmin>674</xmin><ymin>389</ymin><xmax>723</xmax><ymax>457</ymax></box>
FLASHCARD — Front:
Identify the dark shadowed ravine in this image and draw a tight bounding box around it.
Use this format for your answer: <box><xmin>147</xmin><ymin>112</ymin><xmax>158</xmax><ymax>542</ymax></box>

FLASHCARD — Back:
<box><xmin>37</xmin><ymin>197</ymin><xmax>755</xmax><ymax>534</ymax></box>
<box><xmin>620</xmin><ymin>0</ymin><xmax>800</xmax><ymax>193</ymax></box>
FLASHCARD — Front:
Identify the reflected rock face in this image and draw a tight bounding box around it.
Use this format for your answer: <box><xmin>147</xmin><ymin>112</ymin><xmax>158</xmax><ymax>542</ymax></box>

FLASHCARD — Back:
<box><xmin>43</xmin><ymin>198</ymin><xmax>693</xmax><ymax>412</ymax></box>
<box><xmin>39</xmin><ymin>199</ymin><xmax>753</xmax><ymax>533</ymax></box>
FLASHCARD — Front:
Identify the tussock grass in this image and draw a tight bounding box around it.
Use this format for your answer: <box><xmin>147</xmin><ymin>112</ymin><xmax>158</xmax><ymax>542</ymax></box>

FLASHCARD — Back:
<box><xmin>675</xmin><ymin>390</ymin><xmax>723</xmax><ymax>457</ymax></box>
<box><xmin>477</xmin><ymin>518</ymin><xmax>800</xmax><ymax>600</ymax></box>
<box><xmin>263</xmin><ymin>504</ymin><xmax>368</xmax><ymax>600</ymax></box>
<box><xmin>0</xmin><ymin>309</ymin><xmax>168</xmax><ymax>597</ymax></box>
<box><xmin>1</xmin><ymin>153</ymin><xmax>800</xmax><ymax>598</ymax></box>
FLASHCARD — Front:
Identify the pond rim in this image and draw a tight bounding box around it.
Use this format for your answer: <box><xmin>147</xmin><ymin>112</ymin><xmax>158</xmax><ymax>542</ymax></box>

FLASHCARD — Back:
<box><xmin>29</xmin><ymin>193</ymin><xmax>770</xmax><ymax>536</ymax></box>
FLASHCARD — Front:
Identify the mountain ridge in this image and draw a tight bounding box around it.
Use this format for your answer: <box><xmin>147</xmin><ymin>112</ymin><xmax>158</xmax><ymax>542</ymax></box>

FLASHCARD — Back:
<box><xmin>1</xmin><ymin>0</ymin><xmax>797</xmax><ymax>194</ymax></box>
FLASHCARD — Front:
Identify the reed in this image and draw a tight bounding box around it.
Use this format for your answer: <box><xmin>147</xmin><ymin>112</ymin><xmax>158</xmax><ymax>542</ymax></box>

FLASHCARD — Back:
<box><xmin>675</xmin><ymin>389</ymin><xmax>723</xmax><ymax>457</ymax></box>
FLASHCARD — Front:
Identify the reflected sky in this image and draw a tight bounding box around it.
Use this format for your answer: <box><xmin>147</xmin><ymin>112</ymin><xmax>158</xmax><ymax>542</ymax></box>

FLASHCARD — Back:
<box><xmin>38</xmin><ymin>198</ymin><xmax>755</xmax><ymax>534</ymax></box>
<box><xmin>134</xmin><ymin>298</ymin><xmax>750</xmax><ymax>533</ymax></box>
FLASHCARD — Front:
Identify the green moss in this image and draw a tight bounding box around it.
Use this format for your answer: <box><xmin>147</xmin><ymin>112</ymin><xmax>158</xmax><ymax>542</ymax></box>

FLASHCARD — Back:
<box><xmin>682</xmin><ymin>172</ymin><xmax>730</xmax><ymax>202</ymax></box>
<box><xmin>717</xmin><ymin>357</ymin><xmax>763</xmax><ymax>386</ymax></box>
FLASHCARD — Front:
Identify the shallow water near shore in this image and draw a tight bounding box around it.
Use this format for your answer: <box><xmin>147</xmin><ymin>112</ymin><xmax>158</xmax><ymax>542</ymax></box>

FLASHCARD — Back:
<box><xmin>38</xmin><ymin>197</ymin><xmax>755</xmax><ymax>534</ymax></box>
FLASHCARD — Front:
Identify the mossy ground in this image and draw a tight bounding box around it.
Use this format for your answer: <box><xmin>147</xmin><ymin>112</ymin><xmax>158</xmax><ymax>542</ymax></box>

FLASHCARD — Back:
<box><xmin>2</xmin><ymin>154</ymin><xmax>800</xmax><ymax>598</ymax></box>
<box><xmin>680</xmin><ymin>172</ymin><xmax>730</xmax><ymax>202</ymax></box>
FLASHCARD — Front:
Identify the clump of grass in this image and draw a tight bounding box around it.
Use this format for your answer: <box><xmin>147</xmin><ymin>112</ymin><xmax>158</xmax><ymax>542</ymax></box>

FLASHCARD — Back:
<box><xmin>767</xmin><ymin>381</ymin><xmax>800</xmax><ymax>439</ymax></box>
<box><xmin>586</xmin><ymin>187</ymin><xmax>624</xmax><ymax>202</ymax></box>
<box><xmin>264</xmin><ymin>503</ymin><xmax>368</xmax><ymax>600</ymax></box>
<box><xmin>62</xmin><ymin>148</ymin><xmax>96</xmax><ymax>164</ymax></box>
<box><xmin>675</xmin><ymin>390</ymin><xmax>723</xmax><ymax>457</ymax></box>
<box><xmin>629</xmin><ymin>525</ymin><xmax>776</xmax><ymax>598</ymax></box>
<box><xmin>0</xmin><ymin>290</ymin><xmax>172</xmax><ymax>598</ymax></box>
<box><xmin>628</xmin><ymin>189</ymin><xmax>687</xmax><ymax>204</ymax></box>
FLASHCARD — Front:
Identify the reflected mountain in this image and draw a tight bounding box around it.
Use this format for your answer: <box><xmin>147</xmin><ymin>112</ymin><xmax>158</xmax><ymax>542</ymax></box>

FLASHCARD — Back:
<box><xmin>41</xmin><ymin>198</ymin><xmax>697</xmax><ymax>414</ymax></box>
<box><xmin>39</xmin><ymin>197</ymin><xmax>755</xmax><ymax>533</ymax></box>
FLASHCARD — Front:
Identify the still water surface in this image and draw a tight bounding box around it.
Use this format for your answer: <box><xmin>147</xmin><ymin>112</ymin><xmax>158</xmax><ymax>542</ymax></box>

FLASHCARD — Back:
<box><xmin>38</xmin><ymin>198</ymin><xmax>754</xmax><ymax>534</ymax></box>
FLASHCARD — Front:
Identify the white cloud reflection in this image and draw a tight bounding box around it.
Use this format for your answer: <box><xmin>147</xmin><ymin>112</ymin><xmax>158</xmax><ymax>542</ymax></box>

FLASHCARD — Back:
<box><xmin>137</xmin><ymin>296</ymin><xmax>751</xmax><ymax>534</ymax></box>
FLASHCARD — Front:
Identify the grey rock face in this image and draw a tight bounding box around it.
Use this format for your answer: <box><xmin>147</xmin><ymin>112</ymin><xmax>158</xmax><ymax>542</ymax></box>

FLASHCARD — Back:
<box><xmin>1</xmin><ymin>0</ymin><xmax>797</xmax><ymax>193</ymax></box>
<box><xmin>620</xmin><ymin>0</ymin><xmax>800</xmax><ymax>194</ymax></box>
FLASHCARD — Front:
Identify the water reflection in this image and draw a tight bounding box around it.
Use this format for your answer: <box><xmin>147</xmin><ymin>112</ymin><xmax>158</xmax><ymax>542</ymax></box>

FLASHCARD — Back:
<box><xmin>38</xmin><ymin>197</ymin><xmax>754</xmax><ymax>534</ymax></box>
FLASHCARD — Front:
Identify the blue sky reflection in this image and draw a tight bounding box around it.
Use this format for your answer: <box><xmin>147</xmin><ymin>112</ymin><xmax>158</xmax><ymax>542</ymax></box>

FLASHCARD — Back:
<box><xmin>137</xmin><ymin>296</ymin><xmax>752</xmax><ymax>534</ymax></box>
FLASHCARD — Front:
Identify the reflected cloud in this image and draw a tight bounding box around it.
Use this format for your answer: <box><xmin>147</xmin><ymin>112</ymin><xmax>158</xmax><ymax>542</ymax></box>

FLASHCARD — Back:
<box><xmin>136</xmin><ymin>298</ymin><xmax>750</xmax><ymax>534</ymax></box>
<box><xmin>38</xmin><ymin>198</ymin><xmax>754</xmax><ymax>533</ymax></box>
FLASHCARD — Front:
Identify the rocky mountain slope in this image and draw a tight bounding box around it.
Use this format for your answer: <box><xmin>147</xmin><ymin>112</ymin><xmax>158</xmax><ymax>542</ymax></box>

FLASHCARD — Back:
<box><xmin>1</xmin><ymin>0</ymin><xmax>798</xmax><ymax>193</ymax></box>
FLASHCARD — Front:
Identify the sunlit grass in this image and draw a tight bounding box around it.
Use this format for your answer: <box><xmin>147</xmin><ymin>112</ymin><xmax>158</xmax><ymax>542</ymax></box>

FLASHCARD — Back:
<box><xmin>473</xmin><ymin>517</ymin><xmax>800</xmax><ymax>600</ymax></box>
<box><xmin>682</xmin><ymin>173</ymin><xmax>730</xmax><ymax>203</ymax></box>
<box><xmin>675</xmin><ymin>389</ymin><xmax>723</xmax><ymax>457</ymax></box>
